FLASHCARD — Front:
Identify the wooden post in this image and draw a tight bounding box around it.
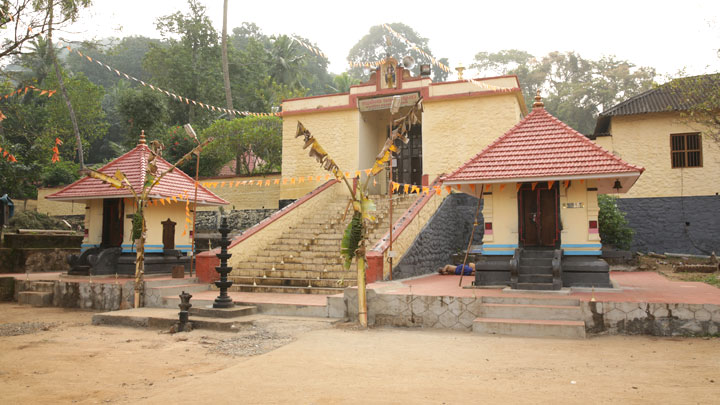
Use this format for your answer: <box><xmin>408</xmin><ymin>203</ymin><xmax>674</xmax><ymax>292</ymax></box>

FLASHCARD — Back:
<box><xmin>134</xmin><ymin>213</ymin><xmax>146</xmax><ymax>308</ymax></box>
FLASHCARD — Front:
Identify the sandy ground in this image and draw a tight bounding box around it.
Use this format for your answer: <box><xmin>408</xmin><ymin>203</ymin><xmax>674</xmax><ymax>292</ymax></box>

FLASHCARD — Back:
<box><xmin>1</xmin><ymin>304</ymin><xmax>719</xmax><ymax>404</ymax></box>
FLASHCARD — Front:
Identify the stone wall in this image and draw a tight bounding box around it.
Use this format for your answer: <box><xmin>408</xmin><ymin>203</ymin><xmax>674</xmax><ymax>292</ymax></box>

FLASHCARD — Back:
<box><xmin>617</xmin><ymin>196</ymin><xmax>720</xmax><ymax>255</ymax></box>
<box><xmin>195</xmin><ymin>209</ymin><xmax>277</xmax><ymax>233</ymax></box>
<box><xmin>14</xmin><ymin>279</ymin><xmax>134</xmax><ymax>311</ymax></box>
<box><xmin>582</xmin><ymin>301</ymin><xmax>720</xmax><ymax>336</ymax></box>
<box><xmin>0</xmin><ymin>248</ymin><xmax>79</xmax><ymax>273</ymax></box>
<box><xmin>392</xmin><ymin>193</ymin><xmax>483</xmax><ymax>279</ymax></box>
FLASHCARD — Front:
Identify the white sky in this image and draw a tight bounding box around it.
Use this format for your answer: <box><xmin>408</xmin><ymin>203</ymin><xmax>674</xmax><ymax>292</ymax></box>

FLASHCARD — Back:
<box><xmin>65</xmin><ymin>0</ymin><xmax>720</xmax><ymax>80</ymax></box>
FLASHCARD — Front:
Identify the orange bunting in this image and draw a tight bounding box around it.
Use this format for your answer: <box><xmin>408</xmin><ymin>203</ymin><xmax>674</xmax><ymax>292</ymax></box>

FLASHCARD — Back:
<box><xmin>160</xmin><ymin>199</ymin><xmax>165</xmax><ymax>206</ymax></box>
<box><xmin>469</xmin><ymin>184</ymin><xmax>476</xmax><ymax>191</ymax></box>
<box><xmin>455</xmin><ymin>185</ymin><xmax>461</xmax><ymax>190</ymax></box>
<box><xmin>274</xmin><ymin>179</ymin><xmax>280</xmax><ymax>185</ymax></box>
<box><xmin>364</xmin><ymin>169</ymin><xmax>371</xmax><ymax>175</ymax></box>
<box><xmin>531</xmin><ymin>182</ymin><xmax>538</xmax><ymax>191</ymax></box>
<box><xmin>516</xmin><ymin>183</ymin><xmax>522</xmax><ymax>192</ymax></box>
<box><xmin>265</xmin><ymin>180</ymin><xmax>271</xmax><ymax>186</ymax></box>
<box><xmin>485</xmin><ymin>184</ymin><xmax>491</xmax><ymax>192</ymax></box>
<box><xmin>445</xmin><ymin>186</ymin><xmax>451</xmax><ymax>194</ymax></box>
<box><xmin>499</xmin><ymin>184</ymin><xmax>506</xmax><ymax>192</ymax></box>
<box><xmin>298</xmin><ymin>177</ymin><xmax>304</xmax><ymax>183</ymax></box>
<box><xmin>435</xmin><ymin>187</ymin><xmax>442</xmax><ymax>195</ymax></box>
<box><xmin>422</xmin><ymin>187</ymin><xmax>429</xmax><ymax>194</ymax></box>
<box><xmin>564</xmin><ymin>180</ymin><xmax>570</xmax><ymax>189</ymax></box>
<box><xmin>548</xmin><ymin>181</ymin><xmax>555</xmax><ymax>189</ymax></box>
<box><xmin>403</xmin><ymin>184</ymin><xmax>410</xmax><ymax>193</ymax></box>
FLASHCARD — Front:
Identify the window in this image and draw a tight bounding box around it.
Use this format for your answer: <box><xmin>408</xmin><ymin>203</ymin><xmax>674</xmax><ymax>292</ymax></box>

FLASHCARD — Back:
<box><xmin>670</xmin><ymin>133</ymin><xmax>702</xmax><ymax>168</ymax></box>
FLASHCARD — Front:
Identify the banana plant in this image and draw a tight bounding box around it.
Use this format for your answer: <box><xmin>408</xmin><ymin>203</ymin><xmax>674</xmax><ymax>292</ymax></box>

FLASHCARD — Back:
<box><xmin>86</xmin><ymin>134</ymin><xmax>213</xmax><ymax>308</ymax></box>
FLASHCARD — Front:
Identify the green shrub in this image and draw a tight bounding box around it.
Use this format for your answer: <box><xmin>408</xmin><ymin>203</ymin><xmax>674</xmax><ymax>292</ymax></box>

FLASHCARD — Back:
<box><xmin>597</xmin><ymin>194</ymin><xmax>634</xmax><ymax>250</ymax></box>
<box><xmin>7</xmin><ymin>211</ymin><xmax>66</xmax><ymax>231</ymax></box>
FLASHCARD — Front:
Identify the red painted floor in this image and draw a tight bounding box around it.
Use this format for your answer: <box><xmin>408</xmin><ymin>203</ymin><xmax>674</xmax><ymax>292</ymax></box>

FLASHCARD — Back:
<box><xmin>368</xmin><ymin>271</ymin><xmax>720</xmax><ymax>305</ymax></box>
<box><xmin>5</xmin><ymin>271</ymin><xmax>719</xmax><ymax>306</ymax></box>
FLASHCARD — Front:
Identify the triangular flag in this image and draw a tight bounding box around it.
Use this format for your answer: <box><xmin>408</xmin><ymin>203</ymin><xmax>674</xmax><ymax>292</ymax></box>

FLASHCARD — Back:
<box><xmin>455</xmin><ymin>185</ymin><xmax>461</xmax><ymax>190</ymax></box>
<box><xmin>469</xmin><ymin>184</ymin><xmax>475</xmax><ymax>191</ymax></box>
<box><xmin>291</xmin><ymin>178</ymin><xmax>296</xmax><ymax>184</ymax></box>
<box><xmin>274</xmin><ymin>179</ymin><xmax>280</xmax><ymax>185</ymax></box>
<box><xmin>485</xmin><ymin>184</ymin><xmax>491</xmax><ymax>192</ymax></box>
<box><xmin>499</xmin><ymin>184</ymin><xmax>506</xmax><ymax>192</ymax></box>
<box><xmin>435</xmin><ymin>187</ymin><xmax>441</xmax><ymax>195</ymax></box>
<box><xmin>160</xmin><ymin>199</ymin><xmax>165</xmax><ymax>206</ymax></box>
<box><xmin>445</xmin><ymin>186</ymin><xmax>451</xmax><ymax>194</ymax></box>
<box><xmin>403</xmin><ymin>184</ymin><xmax>410</xmax><ymax>193</ymax></box>
<box><xmin>422</xmin><ymin>187</ymin><xmax>429</xmax><ymax>194</ymax></box>
<box><xmin>298</xmin><ymin>177</ymin><xmax>304</xmax><ymax>183</ymax></box>
<box><xmin>580</xmin><ymin>179</ymin><xmax>584</xmax><ymax>184</ymax></box>
<box><xmin>564</xmin><ymin>180</ymin><xmax>570</xmax><ymax>189</ymax></box>
<box><xmin>265</xmin><ymin>180</ymin><xmax>270</xmax><ymax>186</ymax></box>
<box><xmin>531</xmin><ymin>182</ymin><xmax>538</xmax><ymax>191</ymax></box>
<box><xmin>411</xmin><ymin>185</ymin><xmax>419</xmax><ymax>194</ymax></box>
<box><xmin>256</xmin><ymin>180</ymin><xmax>262</xmax><ymax>186</ymax></box>
<box><xmin>516</xmin><ymin>183</ymin><xmax>522</xmax><ymax>192</ymax></box>
<box><xmin>364</xmin><ymin>169</ymin><xmax>371</xmax><ymax>175</ymax></box>
<box><xmin>548</xmin><ymin>181</ymin><xmax>555</xmax><ymax>189</ymax></box>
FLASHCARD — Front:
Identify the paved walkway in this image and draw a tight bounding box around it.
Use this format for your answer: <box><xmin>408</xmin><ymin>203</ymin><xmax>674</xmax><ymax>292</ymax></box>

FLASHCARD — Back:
<box><xmin>368</xmin><ymin>271</ymin><xmax>720</xmax><ymax>305</ymax></box>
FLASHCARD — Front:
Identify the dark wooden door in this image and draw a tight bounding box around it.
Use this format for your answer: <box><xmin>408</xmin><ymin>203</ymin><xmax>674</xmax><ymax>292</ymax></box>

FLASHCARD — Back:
<box><xmin>392</xmin><ymin>124</ymin><xmax>422</xmax><ymax>187</ymax></box>
<box><xmin>102</xmin><ymin>199</ymin><xmax>124</xmax><ymax>247</ymax></box>
<box><xmin>519</xmin><ymin>184</ymin><xmax>558</xmax><ymax>247</ymax></box>
<box><xmin>161</xmin><ymin>218</ymin><xmax>176</xmax><ymax>250</ymax></box>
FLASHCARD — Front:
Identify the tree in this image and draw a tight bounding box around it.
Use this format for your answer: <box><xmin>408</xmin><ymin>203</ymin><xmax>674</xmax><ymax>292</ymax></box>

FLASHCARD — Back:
<box><xmin>116</xmin><ymin>85</ymin><xmax>168</xmax><ymax>143</ymax></box>
<box><xmin>598</xmin><ymin>194</ymin><xmax>633</xmax><ymax>250</ymax></box>
<box><xmin>143</xmin><ymin>0</ymin><xmax>222</xmax><ymax>125</ymax></box>
<box><xmin>473</xmin><ymin>50</ymin><xmax>655</xmax><ymax>134</ymax></box>
<box><xmin>664</xmin><ymin>73</ymin><xmax>720</xmax><ymax>144</ymax></box>
<box><xmin>329</xmin><ymin>72</ymin><xmax>360</xmax><ymax>93</ymax></box>
<box><xmin>347</xmin><ymin>23</ymin><xmax>449</xmax><ymax>82</ymax></box>
<box><xmin>267</xmin><ymin>35</ymin><xmax>307</xmax><ymax>91</ymax></box>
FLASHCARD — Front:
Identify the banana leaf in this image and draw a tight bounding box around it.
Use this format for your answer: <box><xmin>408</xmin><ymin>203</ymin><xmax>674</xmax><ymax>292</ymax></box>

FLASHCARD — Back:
<box><xmin>341</xmin><ymin>211</ymin><xmax>363</xmax><ymax>270</ymax></box>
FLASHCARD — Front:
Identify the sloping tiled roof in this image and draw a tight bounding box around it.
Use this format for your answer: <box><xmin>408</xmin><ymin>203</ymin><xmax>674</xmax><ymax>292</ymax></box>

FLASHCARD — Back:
<box><xmin>217</xmin><ymin>151</ymin><xmax>266</xmax><ymax>177</ymax></box>
<box><xmin>444</xmin><ymin>100</ymin><xmax>644</xmax><ymax>183</ymax></box>
<box><xmin>600</xmin><ymin>73</ymin><xmax>720</xmax><ymax>117</ymax></box>
<box><xmin>46</xmin><ymin>142</ymin><xmax>228</xmax><ymax>205</ymax></box>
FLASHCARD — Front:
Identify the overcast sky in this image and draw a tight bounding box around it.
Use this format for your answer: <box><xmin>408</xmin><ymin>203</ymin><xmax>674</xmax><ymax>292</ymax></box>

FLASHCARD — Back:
<box><xmin>65</xmin><ymin>0</ymin><xmax>720</xmax><ymax>80</ymax></box>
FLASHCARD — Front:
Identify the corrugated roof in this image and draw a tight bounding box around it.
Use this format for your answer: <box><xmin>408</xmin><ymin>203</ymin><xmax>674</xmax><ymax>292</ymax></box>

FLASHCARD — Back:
<box><xmin>46</xmin><ymin>143</ymin><xmax>228</xmax><ymax>205</ymax></box>
<box><xmin>444</xmin><ymin>100</ymin><xmax>644</xmax><ymax>183</ymax></box>
<box><xmin>600</xmin><ymin>73</ymin><xmax>720</xmax><ymax>117</ymax></box>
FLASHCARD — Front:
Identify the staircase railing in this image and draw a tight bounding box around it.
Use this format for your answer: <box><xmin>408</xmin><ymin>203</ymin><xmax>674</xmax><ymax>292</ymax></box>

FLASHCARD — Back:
<box><xmin>366</xmin><ymin>177</ymin><xmax>444</xmax><ymax>282</ymax></box>
<box><xmin>510</xmin><ymin>248</ymin><xmax>521</xmax><ymax>289</ymax></box>
<box><xmin>552</xmin><ymin>249</ymin><xmax>563</xmax><ymax>290</ymax></box>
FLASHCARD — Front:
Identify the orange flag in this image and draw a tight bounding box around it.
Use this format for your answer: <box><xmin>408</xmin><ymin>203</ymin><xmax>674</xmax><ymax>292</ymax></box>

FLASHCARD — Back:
<box><xmin>548</xmin><ymin>181</ymin><xmax>555</xmax><ymax>189</ymax></box>
<box><xmin>531</xmin><ymin>182</ymin><xmax>538</xmax><ymax>190</ymax></box>
<box><xmin>364</xmin><ymin>169</ymin><xmax>371</xmax><ymax>175</ymax></box>
<box><xmin>516</xmin><ymin>183</ymin><xmax>522</xmax><ymax>192</ymax></box>
<box><xmin>485</xmin><ymin>184</ymin><xmax>491</xmax><ymax>192</ymax></box>
<box><xmin>469</xmin><ymin>184</ymin><xmax>476</xmax><ymax>191</ymax></box>
<box><xmin>499</xmin><ymin>184</ymin><xmax>506</xmax><ymax>192</ymax></box>
<box><xmin>403</xmin><ymin>184</ymin><xmax>410</xmax><ymax>193</ymax></box>
<box><xmin>445</xmin><ymin>186</ymin><xmax>451</xmax><ymax>194</ymax></box>
<box><xmin>274</xmin><ymin>179</ymin><xmax>280</xmax><ymax>185</ymax></box>
<box><xmin>455</xmin><ymin>185</ymin><xmax>461</xmax><ymax>190</ymax></box>
<box><xmin>564</xmin><ymin>180</ymin><xmax>570</xmax><ymax>189</ymax></box>
<box><xmin>435</xmin><ymin>187</ymin><xmax>442</xmax><ymax>195</ymax></box>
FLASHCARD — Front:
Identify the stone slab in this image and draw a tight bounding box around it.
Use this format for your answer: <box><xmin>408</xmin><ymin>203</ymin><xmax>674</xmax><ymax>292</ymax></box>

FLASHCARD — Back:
<box><xmin>189</xmin><ymin>305</ymin><xmax>257</xmax><ymax>318</ymax></box>
<box><xmin>472</xmin><ymin>317</ymin><xmax>586</xmax><ymax>339</ymax></box>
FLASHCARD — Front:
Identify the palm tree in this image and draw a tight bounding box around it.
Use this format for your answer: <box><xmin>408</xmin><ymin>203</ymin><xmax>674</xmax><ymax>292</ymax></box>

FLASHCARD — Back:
<box><xmin>267</xmin><ymin>35</ymin><xmax>306</xmax><ymax>91</ymax></box>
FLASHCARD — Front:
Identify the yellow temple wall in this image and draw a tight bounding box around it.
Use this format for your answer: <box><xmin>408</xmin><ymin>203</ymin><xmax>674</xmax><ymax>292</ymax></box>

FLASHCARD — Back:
<box><xmin>480</xmin><ymin>183</ymin><xmax>519</xmax><ymax>254</ymax></box>
<box><xmin>595</xmin><ymin>112</ymin><xmax>720</xmax><ymax>198</ymax></box>
<box><xmin>280</xmin><ymin>109</ymin><xmax>360</xmax><ymax>200</ymax></box>
<box><xmin>559</xmin><ymin>180</ymin><xmax>601</xmax><ymax>255</ymax></box>
<box><xmin>422</xmin><ymin>94</ymin><xmax>523</xmax><ymax>180</ymax></box>
<box><xmin>37</xmin><ymin>187</ymin><xmax>84</xmax><ymax>216</ymax></box>
<box><xmin>197</xmin><ymin>174</ymin><xmax>281</xmax><ymax>211</ymax></box>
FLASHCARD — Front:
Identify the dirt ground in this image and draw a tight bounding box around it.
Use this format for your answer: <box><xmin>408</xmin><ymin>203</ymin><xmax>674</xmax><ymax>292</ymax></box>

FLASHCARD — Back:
<box><xmin>1</xmin><ymin>304</ymin><xmax>719</xmax><ymax>404</ymax></box>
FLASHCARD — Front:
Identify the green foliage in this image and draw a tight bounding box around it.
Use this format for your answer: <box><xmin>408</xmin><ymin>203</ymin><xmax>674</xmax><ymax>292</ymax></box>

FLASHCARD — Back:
<box><xmin>7</xmin><ymin>211</ymin><xmax>65</xmax><ymax>231</ymax></box>
<box><xmin>341</xmin><ymin>211</ymin><xmax>363</xmax><ymax>269</ymax></box>
<box><xmin>202</xmin><ymin>116</ymin><xmax>282</xmax><ymax>175</ymax></box>
<box><xmin>347</xmin><ymin>23</ymin><xmax>449</xmax><ymax>82</ymax></box>
<box><xmin>131</xmin><ymin>211</ymin><xmax>143</xmax><ymax>241</ymax></box>
<box><xmin>330</xmin><ymin>72</ymin><xmax>361</xmax><ymax>93</ymax></box>
<box><xmin>117</xmin><ymin>85</ymin><xmax>169</xmax><ymax>142</ymax></box>
<box><xmin>40</xmin><ymin>160</ymin><xmax>80</xmax><ymax>187</ymax></box>
<box><xmin>598</xmin><ymin>194</ymin><xmax>634</xmax><ymax>250</ymax></box>
<box><xmin>472</xmin><ymin>50</ymin><xmax>656</xmax><ymax>134</ymax></box>
<box><xmin>156</xmin><ymin>126</ymin><xmax>227</xmax><ymax>177</ymax></box>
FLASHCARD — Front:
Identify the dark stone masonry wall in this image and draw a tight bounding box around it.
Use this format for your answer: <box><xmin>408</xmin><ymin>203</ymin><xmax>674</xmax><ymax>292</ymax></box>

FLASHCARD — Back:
<box><xmin>617</xmin><ymin>195</ymin><xmax>720</xmax><ymax>255</ymax></box>
<box><xmin>392</xmin><ymin>193</ymin><xmax>484</xmax><ymax>280</ymax></box>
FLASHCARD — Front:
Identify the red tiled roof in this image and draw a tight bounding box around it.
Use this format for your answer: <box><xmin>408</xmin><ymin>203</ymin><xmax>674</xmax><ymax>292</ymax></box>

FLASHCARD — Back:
<box><xmin>46</xmin><ymin>144</ymin><xmax>228</xmax><ymax>205</ymax></box>
<box><xmin>444</xmin><ymin>103</ymin><xmax>644</xmax><ymax>183</ymax></box>
<box><xmin>217</xmin><ymin>151</ymin><xmax>266</xmax><ymax>177</ymax></box>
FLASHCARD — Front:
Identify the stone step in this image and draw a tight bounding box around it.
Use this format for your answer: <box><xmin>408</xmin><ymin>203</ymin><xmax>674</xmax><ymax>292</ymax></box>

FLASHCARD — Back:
<box><xmin>18</xmin><ymin>291</ymin><xmax>53</xmax><ymax>307</ymax></box>
<box><xmin>518</xmin><ymin>274</ymin><xmax>553</xmax><ymax>284</ymax></box>
<box><xmin>518</xmin><ymin>265</ymin><xmax>552</xmax><ymax>274</ymax></box>
<box><xmin>516</xmin><ymin>283</ymin><xmax>558</xmax><ymax>291</ymax></box>
<box><xmin>146</xmin><ymin>284</ymin><xmax>212</xmax><ymax>308</ymax></box>
<box><xmin>519</xmin><ymin>258</ymin><xmax>553</xmax><ymax>267</ymax></box>
<box><xmin>230</xmin><ymin>269</ymin><xmax>354</xmax><ymax>279</ymax></box>
<box><xmin>522</xmin><ymin>250</ymin><xmax>555</xmax><ymax>259</ymax></box>
<box><xmin>189</xmin><ymin>305</ymin><xmax>257</xmax><ymax>318</ymax></box>
<box><xmin>230</xmin><ymin>276</ymin><xmax>355</xmax><ymax>288</ymax></box>
<box><xmin>232</xmin><ymin>263</ymin><xmax>347</xmax><ymax>272</ymax></box>
<box><xmin>145</xmin><ymin>277</ymin><xmax>200</xmax><ymax>287</ymax></box>
<box><xmin>472</xmin><ymin>317</ymin><xmax>586</xmax><ymax>339</ymax></box>
<box><xmin>228</xmin><ymin>284</ymin><xmax>344</xmax><ymax>295</ymax></box>
<box><xmin>482</xmin><ymin>296</ymin><xmax>580</xmax><ymax>306</ymax></box>
<box><xmin>27</xmin><ymin>281</ymin><xmax>55</xmax><ymax>292</ymax></box>
<box><xmin>478</xmin><ymin>303</ymin><xmax>582</xmax><ymax>321</ymax></box>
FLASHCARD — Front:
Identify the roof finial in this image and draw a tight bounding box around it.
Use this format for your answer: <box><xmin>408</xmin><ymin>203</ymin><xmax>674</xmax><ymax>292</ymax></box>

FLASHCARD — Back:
<box><xmin>533</xmin><ymin>90</ymin><xmax>544</xmax><ymax>109</ymax></box>
<box><xmin>138</xmin><ymin>130</ymin><xmax>146</xmax><ymax>145</ymax></box>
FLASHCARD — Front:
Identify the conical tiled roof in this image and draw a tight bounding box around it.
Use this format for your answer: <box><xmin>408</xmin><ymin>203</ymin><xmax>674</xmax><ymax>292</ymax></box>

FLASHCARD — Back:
<box><xmin>444</xmin><ymin>99</ymin><xmax>644</xmax><ymax>184</ymax></box>
<box><xmin>46</xmin><ymin>142</ymin><xmax>228</xmax><ymax>206</ymax></box>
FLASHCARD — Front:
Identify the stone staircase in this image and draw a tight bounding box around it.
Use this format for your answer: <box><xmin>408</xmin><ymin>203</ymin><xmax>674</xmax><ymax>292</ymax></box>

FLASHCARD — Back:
<box><xmin>227</xmin><ymin>194</ymin><xmax>416</xmax><ymax>294</ymax></box>
<box><xmin>144</xmin><ymin>277</ymin><xmax>211</xmax><ymax>308</ymax></box>
<box><xmin>17</xmin><ymin>281</ymin><xmax>55</xmax><ymax>307</ymax></box>
<box><xmin>473</xmin><ymin>296</ymin><xmax>586</xmax><ymax>338</ymax></box>
<box><xmin>516</xmin><ymin>249</ymin><xmax>562</xmax><ymax>290</ymax></box>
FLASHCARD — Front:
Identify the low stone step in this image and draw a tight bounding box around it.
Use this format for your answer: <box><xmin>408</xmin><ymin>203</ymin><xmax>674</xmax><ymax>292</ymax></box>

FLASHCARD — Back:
<box><xmin>18</xmin><ymin>291</ymin><xmax>53</xmax><ymax>307</ymax></box>
<box><xmin>518</xmin><ymin>274</ymin><xmax>553</xmax><ymax>284</ymax></box>
<box><xmin>516</xmin><ymin>283</ymin><xmax>557</xmax><ymax>291</ymax></box>
<box><xmin>145</xmin><ymin>284</ymin><xmax>212</xmax><ymax>308</ymax></box>
<box><xmin>518</xmin><ymin>265</ymin><xmax>552</xmax><ymax>274</ymax></box>
<box><xmin>482</xmin><ymin>296</ymin><xmax>580</xmax><ymax>306</ymax></box>
<box><xmin>472</xmin><ymin>317</ymin><xmax>586</xmax><ymax>338</ymax></box>
<box><xmin>230</xmin><ymin>276</ymin><xmax>355</xmax><ymax>288</ymax></box>
<box><xmin>30</xmin><ymin>281</ymin><xmax>56</xmax><ymax>292</ymax></box>
<box><xmin>228</xmin><ymin>284</ymin><xmax>344</xmax><ymax>295</ymax></box>
<box><xmin>233</xmin><ymin>262</ymin><xmax>347</xmax><ymax>272</ymax></box>
<box><xmin>519</xmin><ymin>258</ymin><xmax>553</xmax><ymax>267</ymax></box>
<box><xmin>189</xmin><ymin>305</ymin><xmax>257</xmax><ymax>318</ymax></box>
<box><xmin>478</xmin><ymin>303</ymin><xmax>582</xmax><ymax>321</ymax></box>
<box><xmin>522</xmin><ymin>250</ymin><xmax>555</xmax><ymax>259</ymax></box>
<box><xmin>230</xmin><ymin>269</ymin><xmax>354</xmax><ymax>280</ymax></box>
<box><xmin>145</xmin><ymin>277</ymin><xmax>199</xmax><ymax>287</ymax></box>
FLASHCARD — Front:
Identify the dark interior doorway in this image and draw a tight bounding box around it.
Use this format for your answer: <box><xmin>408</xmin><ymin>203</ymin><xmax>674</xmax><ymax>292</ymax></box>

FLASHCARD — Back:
<box><xmin>102</xmin><ymin>198</ymin><xmax>124</xmax><ymax>248</ymax></box>
<box><xmin>161</xmin><ymin>218</ymin><xmax>176</xmax><ymax>250</ymax></box>
<box><xmin>392</xmin><ymin>123</ymin><xmax>422</xmax><ymax>187</ymax></box>
<box><xmin>518</xmin><ymin>183</ymin><xmax>559</xmax><ymax>247</ymax></box>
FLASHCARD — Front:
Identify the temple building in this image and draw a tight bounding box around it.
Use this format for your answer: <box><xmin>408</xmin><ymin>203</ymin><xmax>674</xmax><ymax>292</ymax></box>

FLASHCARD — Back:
<box><xmin>46</xmin><ymin>133</ymin><xmax>227</xmax><ymax>275</ymax></box>
<box><xmin>443</xmin><ymin>93</ymin><xmax>644</xmax><ymax>289</ymax></box>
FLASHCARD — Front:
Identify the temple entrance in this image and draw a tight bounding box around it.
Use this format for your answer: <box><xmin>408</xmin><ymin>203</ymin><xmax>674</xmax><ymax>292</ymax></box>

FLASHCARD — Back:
<box><xmin>518</xmin><ymin>183</ymin><xmax>559</xmax><ymax>247</ymax></box>
<box><xmin>392</xmin><ymin>124</ymin><xmax>422</xmax><ymax>187</ymax></box>
<box><xmin>161</xmin><ymin>218</ymin><xmax>176</xmax><ymax>250</ymax></box>
<box><xmin>101</xmin><ymin>199</ymin><xmax>124</xmax><ymax>248</ymax></box>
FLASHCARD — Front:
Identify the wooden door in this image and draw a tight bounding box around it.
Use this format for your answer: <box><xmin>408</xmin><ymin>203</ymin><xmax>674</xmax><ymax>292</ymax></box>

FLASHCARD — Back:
<box><xmin>392</xmin><ymin>124</ymin><xmax>422</xmax><ymax>187</ymax></box>
<box><xmin>102</xmin><ymin>199</ymin><xmax>124</xmax><ymax>247</ymax></box>
<box><xmin>161</xmin><ymin>218</ymin><xmax>176</xmax><ymax>250</ymax></box>
<box><xmin>519</xmin><ymin>184</ymin><xmax>559</xmax><ymax>247</ymax></box>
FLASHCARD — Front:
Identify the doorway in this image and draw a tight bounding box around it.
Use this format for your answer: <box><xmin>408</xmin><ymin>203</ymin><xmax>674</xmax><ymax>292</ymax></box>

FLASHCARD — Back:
<box><xmin>101</xmin><ymin>198</ymin><xmax>124</xmax><ymax>248</ymax></box>
<box><xmin>518</xmin><ymin>183</ymin><xmax>559</xmax><ymax>247</ymax></box>
<box><xmin>392</xmin><ymin>124</ymin><xmax>422</xmax><ymax>187</ymax></box>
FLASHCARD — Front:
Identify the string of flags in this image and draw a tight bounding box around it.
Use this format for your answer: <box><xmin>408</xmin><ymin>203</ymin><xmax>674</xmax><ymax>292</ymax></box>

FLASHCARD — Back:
<box><xmin>1</xmin><ymin>85</ymin><xmax>56</xmax><ymax>100</ymax></box>
<box><xmin>61</xmin><ymin>42</ymin><xmax>279</xmax><ymax>118</ymax></box>
<box><xmin>0</xmin><ymin>144</ymin><xmax>18</xmax><ymax>163</ymax></box>
<box><xmin>51</xmin><ymin>137</ymin><xmax>62</xmax><ymax>163</ymax></box>
<box><xmin>289</xmin><ymin>36</ymin><xmax>389</xmax><ymax>70</ymax></box>
<box><xmin>290</xmin><ymin>36</ymin><xmax>328</xmax><ymax>59</ymax></box>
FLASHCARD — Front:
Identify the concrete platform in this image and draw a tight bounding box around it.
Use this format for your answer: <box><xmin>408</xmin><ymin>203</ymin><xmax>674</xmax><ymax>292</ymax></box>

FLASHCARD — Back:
<box><xmin>91</xmin><ymin>307</ymin><xmax>341</xmax><ymax>332</ymax></box>
<box><xmin>473</xmin><ymin>317</ymin><xmax>587</xmax><ymax>339</ymax></box>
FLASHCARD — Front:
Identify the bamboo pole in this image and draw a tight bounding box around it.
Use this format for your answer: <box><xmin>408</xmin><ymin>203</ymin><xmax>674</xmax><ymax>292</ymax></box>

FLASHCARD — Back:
<box><xmin>458</xmin><ymin>186</ymin><xmax>484</xmax><ymax>287</ymax></box>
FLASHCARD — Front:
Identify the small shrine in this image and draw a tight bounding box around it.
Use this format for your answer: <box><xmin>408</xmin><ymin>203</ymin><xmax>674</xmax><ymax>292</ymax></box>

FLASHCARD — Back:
<box><xmin>46</xmin><ymin>133</ymin><xmax>228</xmax><ymax>276</ymax></box>
<box><xmin>443</xmin><ymin>92</ymin><xmax>644</xmax><ymax>289</ymax></box>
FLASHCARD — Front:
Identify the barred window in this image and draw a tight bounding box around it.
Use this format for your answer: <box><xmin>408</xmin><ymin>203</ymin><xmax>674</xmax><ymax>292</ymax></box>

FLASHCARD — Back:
<box><xmin>670</xmin><ymin>133</ymin><xmax>702</xmax><ymax>168</ymax></box>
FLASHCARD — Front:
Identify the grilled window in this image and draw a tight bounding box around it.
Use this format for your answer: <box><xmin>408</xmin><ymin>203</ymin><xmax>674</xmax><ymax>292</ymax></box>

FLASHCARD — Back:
<box><xmin>670</xmin><ymin>133</ymin><xmax>702</xmax><ymax>168</ymax></box>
